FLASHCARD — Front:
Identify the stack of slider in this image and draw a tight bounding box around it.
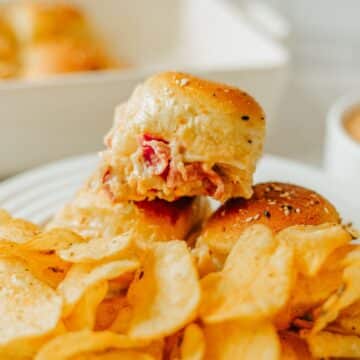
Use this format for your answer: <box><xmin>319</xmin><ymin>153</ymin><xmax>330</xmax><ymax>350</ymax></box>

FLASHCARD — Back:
<box><xmin>0</xmin><ymin>72</ymin><xmax>358</xmax><ymax>359</ymax></box>
<box><xmin>49</xmin><ymin>71</ymin><xmax>266</xmax><ymax>243</ymax></box>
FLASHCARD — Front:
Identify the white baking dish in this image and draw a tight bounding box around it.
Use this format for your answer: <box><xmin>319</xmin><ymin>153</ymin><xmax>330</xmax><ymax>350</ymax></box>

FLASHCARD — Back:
<box><xmin>0</xmin><ymin>0</ymin><xmax>289</xmax><ymax>177</ymax></box>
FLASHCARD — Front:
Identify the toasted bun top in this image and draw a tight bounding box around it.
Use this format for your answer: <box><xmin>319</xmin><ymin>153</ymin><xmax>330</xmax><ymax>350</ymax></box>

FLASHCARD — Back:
<box><xmin>104</xmin><ymin>72</ymin><xmax>265</xmax><ymax>200</ymax></box>
<box><xmin>198</xmin><ymin>182</ymin><xmax>340</xmax><ymax>254</ymax></box>
<box><xmin>111</xmin><ymin>72</ymin><xmax>265</xmax><ymax>167</ymax></box>
<box><xmin>143</xmin><ymin>72</ymin><xmax>265</xmax><ymax>119</ymax></box>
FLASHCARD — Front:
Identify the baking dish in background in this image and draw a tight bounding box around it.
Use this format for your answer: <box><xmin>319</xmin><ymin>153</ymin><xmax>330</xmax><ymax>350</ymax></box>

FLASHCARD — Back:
<box><xmin>0</xmin><ymin>0</ymin><xmax>289</xmax><ymax>177</ymax></box>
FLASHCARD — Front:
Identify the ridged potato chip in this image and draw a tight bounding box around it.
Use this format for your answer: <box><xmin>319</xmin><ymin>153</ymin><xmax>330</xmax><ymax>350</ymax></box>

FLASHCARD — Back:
<box><xmin>139</xmin><ymin>339</ymin><xmax>164</xmax><ymax>360</ymax></box>
<box><xmin>128</xmin><ymin>241</ymin><xmax>201</xmax><ymax>340</ymax></box>
<box><xmin>277</xmin><ymin>224</ymin><xmax>350</xmax><ymax>276</ymax></box>
<box><xmin>0</xmin><ymin>216</ymin><xmax>40</xmax><ymax>244</ymax></box>
<box><xmin>275</xmin><ymin>268</ymin><xmax>343</xmax><ymax>329</ymax></box>
<box><xmin>58</xmin><ymin>259</ymin><xmax>139</xmax><ymax>316</ymax></box>
<box><xmin>201</xmin><ymin>225</ymin><xmax>294</xmax><ymax>323</ymax></box>
<box><xmin>332</xmin><ymin>314</ymin><xmax>360</xmax><ymax>336</ymax></box>
<box><xmin>203</xmin><ymin>321</ymin><xmax>280</xmax><ymax>360</ymax></box>
<box><xmin>163</xmin><ymin>323</ymin><xmax>204</xmax><ymax>360</ymax></box>
<box><xmin>35</xmin><ymin>330</ymin><xmax>148</xmax><ymax>360</ymax></box>
<box><xmin>0</xmin><ymin>257</ymin><xmax>62</xmax><ymax>354</ymax></box>
<box><xmin>0</xmin><ymin>322</ymin><xmax>66</xmax><ymax>360</ymax></box>
<box><xmin>95</xmin><ymin>295</ymin><xmax>127</xmax><ymax>331</ymax></box>
<box><xmin>312</xmin><ymin>248</ymin><xmax>360</xmax><ymax>333</ymax></box>
<box><xmin>302</xmin><ymin>330</ymin><xmax>360</xmax><ymax>358</ymax></box>
<box><xmin>279</xmin><ymin>331</ymin><xmax>313</xmax><ymax>359</ymax></box>
<box><xmin>73</xmin><ymin>350</ymin><xmax>155</xmax><ymax>359</ymax></box>
<box><xmin>65</xmin><ymin>281</ymin><xmax>108</xmax><ymax>331</ymax></box>
<box><xmin>0</xmin><ymin>239</ymin><xmax>70</xmax><ymax>288</ymax></box>
<box><xmin>108</xmin><ymin>297</ymin><xmax>133</xmax><ymax>333</ymax></box>
<box><xmin>0</xmin><ymin>209</ymin><xmax>11</xmax><ymax>224</ymax></box>
<box><xmin>276</xmin><ymin>244</ymin><xmax>354</xmax><ymax>329</ymax></box>
<box><xmin>181</xmin><ymin>324</ymin><xmax>205</xmax><ymax>360</ymax></box>
<box><xmin>191</xmin><ymin>242</ymin><xmax>221</xmax><ymax>278</ymax></box>
<box><xmin>58</xmin><ymin>232</ymin><xmax>134</xmax><ymax>263</ymax></box>
<box><xmin>22</xmin><ymin>228</ymin><xmax>85</xmax><ymax>252</ymax></box>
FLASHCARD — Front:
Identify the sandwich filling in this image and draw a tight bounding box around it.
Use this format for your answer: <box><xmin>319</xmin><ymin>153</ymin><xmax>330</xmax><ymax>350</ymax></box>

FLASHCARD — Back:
<box><xmin>103</xmin><ymin>133</ymin><xmax>227</xmax><ymax>200</ymax></box>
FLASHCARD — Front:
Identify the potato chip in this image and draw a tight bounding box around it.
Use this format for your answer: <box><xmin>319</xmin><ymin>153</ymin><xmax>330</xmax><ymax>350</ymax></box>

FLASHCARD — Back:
<box><xmin>58</xmin><ymin>233</ymin><xmax>134</xmax><ymax>263</ymax></box>
<box><xmin>0</xmin><ymin>238</ymin><xmax>71</xmax><ymax>288</ymax></box>
<box><xmin>203</xmin><ymin>321</ymin><xmax>280</xmax><ymax>360</ymax></box>
<box><xmin>0</xmin><ymin>257</ymin><xmax>62</xmax><ymax>352</ymax></box>
<box><xmin>35</xmin><ymin>330</ymin><xmax>148</xmax><ymax>360</ymax></box>
<box><xmin>0</xmin><ymin>217</ymin><xmax>40</xmax><ymax>243</ymax></box>
<box><xmin>58</xmin><ymin>259</ymin><xmax>139</xmax><ymax>316</ymax></box>
<box><xmin>344</xmin><ymin>245</ymin><xmax>360</xmax><ymax>263</ymax></box>
<box><xmin>191</xmin><ymin>243</ymin><xmax>221</xmax><ymax>278</ymax></box>
<box><xmin>65</xmin><ymin>281</ymin><xmax>108</xmax><ymax>331</ymax></box>
<box><xmin>108</xmin><ymin>297</ymin><xmax>133</xmax><ymax>334</ymax></box>
<box><xmin>163</xmin><ymin>331</ymin><xmax>182</xmax><ymax>360</ymax></box>
<box><xmin>140</xmin><ymin>340</ymin><xmax>164</xmax><ymax>360</ymax></box>
<box><xmin>128</xmin><ymin>241</ymin><xmax>201</xmax><ymax>340</ymax></box>
<box><xmin>332</xmin><ymin>313</ymin><xmax>360</xmax><ymax>336</ymax></box>
<box><xmin>22</xmin><ymin>228</ymin><xmax>85</xmax><ymax>252</ymax></box>
<box><xmin>73</xmin><ymin>350</ymin><xmax>155</xmax><ymax>360</ymax></box>
<box><xmin>95</xmin><ymin>295</ymin><xmax>128</xmax><ymax>331</ymax></box>
<box><xmin>200</xmin><ymin>225</ymin><xmax>294</xmax><ymax>323</ymax></box>
<box><xmin>181</xmin><ymin>324</ymin><xmax>205</xmax><ymax>360</ymax></box>
<box><xmin>312</xmin><ymin>247</ymin><xmax>360</xmax><ymax>333</ymax></box>
<box><xmin>277</xmin><ymin>223</ymin><xmax>350</xmax><ymax>276</ymax></box>
<box><xmin>275</xmin><ymin>268</ymin><xmax>343</xmax><ymax>329</ymax></box>
<box><xmin>0</xmin><ymin>321</ymin><xmax>66</xmax><ymax>360</ymax></box>
<box><xmin>0</xmin><ymin>209</ymin><xmax>11</xmax><ymax>224</ymax></box>
<box><xmin>108</xmin><ymin>271</ymin><xmax>134</xmax><ymax>294</ymax></box>
<box><xmin>279</xmin><ymin>331</ymin><xmax>313</xmax><ymax>359</ymax></box>
<box><xmin>163</xmin><ymin>324</ymin><xmax>204</xmax><ymax>360</ymax></box>
<box><xmin>339</xmin><ymin>299</ymin><xmax>360</xmax><ymax>317</ymax></box>
<box><xmin>303</xmin><ymin>330</ymin><xmax>360</xmax><ymax>358</ymax></box>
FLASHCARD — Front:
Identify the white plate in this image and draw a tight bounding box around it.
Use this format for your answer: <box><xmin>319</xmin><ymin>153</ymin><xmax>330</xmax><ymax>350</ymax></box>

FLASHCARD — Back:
<box><xmin>0</xmin><ymin>154</ymin><xmax>358</xmax><ymax>227</ymax></box>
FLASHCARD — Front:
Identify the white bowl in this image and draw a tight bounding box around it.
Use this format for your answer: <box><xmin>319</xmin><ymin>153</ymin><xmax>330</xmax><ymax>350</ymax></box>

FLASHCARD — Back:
<box><xmin>0</xmin><ymin>153</ymin><xmax>358</xmax><ymax>227</ymax></box>
<box><xmin>325</xmin><ymin>94</ymin><xmax>360</xmax><ymax>189</ymax></box>
<box><xmin>0</xmin><ymin>0</ymin><xmax>289</xmax><ymax>177</ymax></box>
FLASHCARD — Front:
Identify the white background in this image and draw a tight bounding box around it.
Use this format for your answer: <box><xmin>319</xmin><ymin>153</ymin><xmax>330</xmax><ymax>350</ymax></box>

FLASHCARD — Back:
<box><xmin>237</xmin><ymin>0</ymin><xmax>360</xmax><ymax>165</ymax></box>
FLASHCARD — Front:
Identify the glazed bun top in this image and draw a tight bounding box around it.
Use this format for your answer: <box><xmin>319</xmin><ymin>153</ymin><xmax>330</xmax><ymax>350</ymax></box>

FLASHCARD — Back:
<box><xmin>197</xmin><ymin>182</ymin><xmax>340</xmax><ymax>255</ymax></box>
<box><xmin>102</xmin><ymin>72</ymin><xmax>266</xmax><ymax>202</ymax></box>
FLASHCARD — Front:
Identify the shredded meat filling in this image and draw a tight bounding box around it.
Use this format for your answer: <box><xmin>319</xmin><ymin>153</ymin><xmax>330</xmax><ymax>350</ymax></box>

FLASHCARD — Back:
<box><xmin>140</xmin><ymin>134</ymin><xmax>170</xmax><ymax>178</ymax></box>
<box><xmin>140</xmin><ymin>134</ymin><xmax>225</xmax><ymax>198</ymax></box>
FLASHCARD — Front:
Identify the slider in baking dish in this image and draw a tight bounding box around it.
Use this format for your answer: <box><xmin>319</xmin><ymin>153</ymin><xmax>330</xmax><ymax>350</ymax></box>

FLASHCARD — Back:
<box><xmin>1</xmin><ymin>2</ymin><xmax>120</xmax><ymax>79</ymax></box>
<box><xmin>0</xmin><ymin>13</ymin><xmax>19</xmax><ymax>78</ymax></box>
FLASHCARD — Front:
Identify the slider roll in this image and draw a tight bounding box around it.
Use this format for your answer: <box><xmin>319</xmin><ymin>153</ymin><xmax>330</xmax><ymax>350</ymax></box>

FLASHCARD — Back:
<box><xmin>101</xmin><ymin>72</ymin><xmax>265</xmax><ymax>202</ymax></box>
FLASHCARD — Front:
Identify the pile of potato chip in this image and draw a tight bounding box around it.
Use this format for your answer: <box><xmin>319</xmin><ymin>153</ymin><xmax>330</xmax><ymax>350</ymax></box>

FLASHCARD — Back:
<box><xmin>0</xmin><ymin>207</ymin><xmax>360</xmax><ymax>359</ymax></box>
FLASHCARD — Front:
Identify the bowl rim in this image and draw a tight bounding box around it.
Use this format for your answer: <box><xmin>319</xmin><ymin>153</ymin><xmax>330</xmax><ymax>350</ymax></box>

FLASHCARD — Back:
<box><xmin>327</xmin><ymin>93</ymin><xmax>360</xmax><ymax>152</ymax></box>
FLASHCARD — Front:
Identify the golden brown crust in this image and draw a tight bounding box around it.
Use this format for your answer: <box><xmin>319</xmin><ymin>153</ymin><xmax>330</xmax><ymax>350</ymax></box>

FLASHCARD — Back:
<box><xmin>102</xmin><ymin>72</ymin><xmax>265</xmax><ymax>202</ymax></box>
<box><xmin>144</xmin><ymin>72</ymin><xmax>265</xmax><ymax>119</ymax></box>
<box><xmin>197</xmin><ymin>182</ymin><xmax>340</xmax><ymax>255</ymax></box>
